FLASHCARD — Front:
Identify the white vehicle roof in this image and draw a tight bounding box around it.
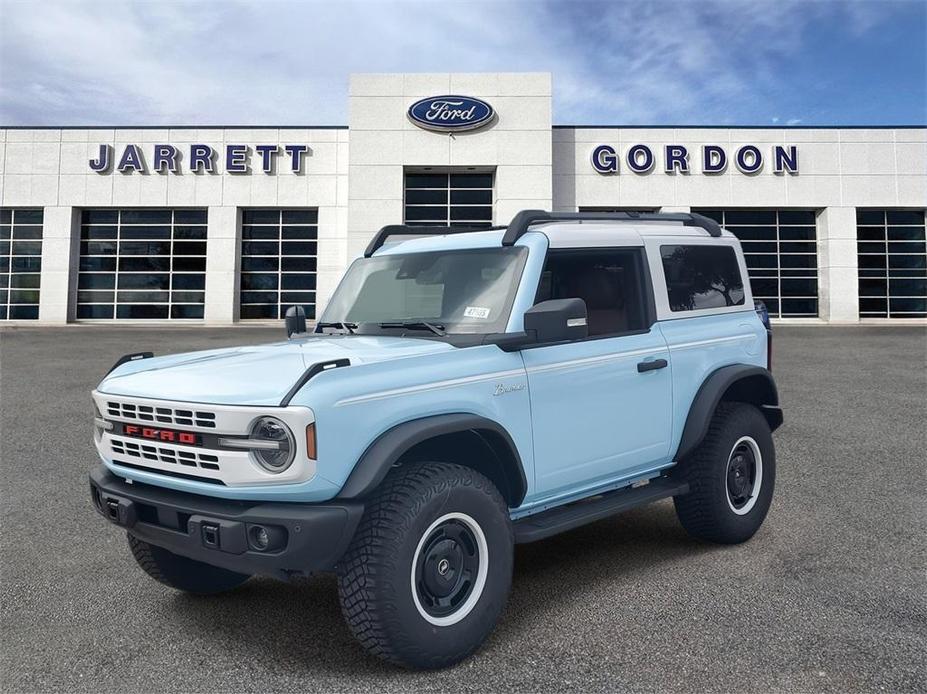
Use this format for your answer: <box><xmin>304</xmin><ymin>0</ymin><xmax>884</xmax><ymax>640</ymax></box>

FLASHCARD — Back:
<box><xmin>532</xmin><ymin>220</ymin><xmax>737</xmax><ymax>249</ymax></box>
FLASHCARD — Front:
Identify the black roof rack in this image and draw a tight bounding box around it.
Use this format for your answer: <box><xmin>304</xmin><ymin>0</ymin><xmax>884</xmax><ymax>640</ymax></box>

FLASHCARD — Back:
<box><xmin>364</xmin><ymin>224</ymin><xmax>505</xmax><ymax>257</ymax></box>
<box><xmin>363</xmin><ymin>210</ymin><xmax>722</xmax><ymax>257</ymax></box>
<box><xmin>500</xmin><ymin>210</ymin><xmax>722</xmax><ymax>246</ymax></box>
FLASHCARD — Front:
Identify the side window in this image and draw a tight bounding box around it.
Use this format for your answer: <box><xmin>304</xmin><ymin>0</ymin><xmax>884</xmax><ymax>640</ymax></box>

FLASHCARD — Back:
<box><xmin>536</xmin><ymin>249</ymin><xmax>648</xmax><ymax>336</ymax></box>
<box><xmin>660</xmin><ymin>245</ymin><xmax>745</xmax><ymax>312</ymax></box>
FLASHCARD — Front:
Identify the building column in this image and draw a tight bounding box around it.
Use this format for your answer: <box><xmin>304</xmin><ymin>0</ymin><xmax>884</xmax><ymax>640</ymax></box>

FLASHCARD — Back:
<box><xmin>817</xmin><ymin>206</ymin><xmax>859</xmax><ymax>323</ymax></box>
<box><xmin>37</xmin><ymin>206</ymin><xmax>78</xmax><ymax>324</ymax></box>
<box><xmin>203</xmin><ymin>206</ymin><xmax>240</xmax><ymax>324</ymax></box>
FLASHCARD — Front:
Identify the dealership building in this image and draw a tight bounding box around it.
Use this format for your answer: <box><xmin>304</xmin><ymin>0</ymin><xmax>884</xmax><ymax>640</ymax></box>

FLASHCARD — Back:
<box><xmin>1</xmin><ymin>72</ymin><xmax>925</xmax><ymax>325</ymax></box>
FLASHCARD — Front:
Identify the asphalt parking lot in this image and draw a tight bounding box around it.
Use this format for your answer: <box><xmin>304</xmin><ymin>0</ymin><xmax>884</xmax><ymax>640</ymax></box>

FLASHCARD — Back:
<box><xmin>1</xmin><ymin>325</ymin><xmax>925</xmax><ymax>693</ymax></box>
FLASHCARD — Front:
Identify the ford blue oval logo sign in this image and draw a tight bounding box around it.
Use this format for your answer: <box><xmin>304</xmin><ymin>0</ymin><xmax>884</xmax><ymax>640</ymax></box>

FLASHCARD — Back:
<box><xmin>407</xmin><ymin>95</ymin><xmax>495</xmax><ymax>132</ymax></box>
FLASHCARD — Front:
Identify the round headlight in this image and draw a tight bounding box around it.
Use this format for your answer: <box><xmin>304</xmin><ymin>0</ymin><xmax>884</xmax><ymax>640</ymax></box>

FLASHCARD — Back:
<box><xmin>249</xmin><ymin>416</ymin><xmax>296</xmax><ymax>473</ymax></box>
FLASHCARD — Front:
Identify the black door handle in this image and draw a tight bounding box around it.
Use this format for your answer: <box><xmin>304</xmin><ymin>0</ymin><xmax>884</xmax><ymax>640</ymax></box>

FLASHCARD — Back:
<box><xmin>637</xmin><ymin>358</ymin><xmax>668</xmax><ymax>373</ymax></box>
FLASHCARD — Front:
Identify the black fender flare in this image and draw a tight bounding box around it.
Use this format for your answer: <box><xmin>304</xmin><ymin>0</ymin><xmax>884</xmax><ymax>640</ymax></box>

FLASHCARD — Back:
<box><xmin>336</xmin><ymin>413</ymin><xmax>528</xmax><ymax>505</ymax></box>
<box><xmin>674</xmin><ymin>364</ymin><xmax>783</xmax><ymax>462</ymax></box>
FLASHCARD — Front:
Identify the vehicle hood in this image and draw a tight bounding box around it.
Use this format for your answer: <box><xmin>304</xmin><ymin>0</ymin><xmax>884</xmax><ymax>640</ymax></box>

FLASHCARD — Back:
<box><xmin>97</xmin><ymin>335</ymin><xmax>455</xmax><ymax>406</ymax></box>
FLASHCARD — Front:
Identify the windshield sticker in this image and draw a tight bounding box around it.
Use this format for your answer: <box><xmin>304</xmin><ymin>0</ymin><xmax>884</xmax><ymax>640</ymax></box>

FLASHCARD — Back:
<box><xmin>464</xmin><ymin>306</ymin><xmax>492</xmax><ymax>319</ymax></box>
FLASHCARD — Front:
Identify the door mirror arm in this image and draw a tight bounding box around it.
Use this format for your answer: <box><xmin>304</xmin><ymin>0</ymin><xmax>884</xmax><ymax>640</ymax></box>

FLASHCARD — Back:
<box><xmin>483</xmin><ymin>330</ymin><xmax>536</xmax><ymax>352</ymax></box>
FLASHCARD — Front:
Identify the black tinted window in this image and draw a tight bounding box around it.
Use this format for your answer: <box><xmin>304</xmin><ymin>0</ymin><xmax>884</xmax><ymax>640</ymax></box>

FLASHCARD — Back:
<box><xmin>536</xmin><ymin>249</ymin><xmax>648</xmax><ymax>336</ymax></box>
<box><xmin>661</xmin><ymin>245</ymin><xmax>745</xmax><ymax>312</ymax></box>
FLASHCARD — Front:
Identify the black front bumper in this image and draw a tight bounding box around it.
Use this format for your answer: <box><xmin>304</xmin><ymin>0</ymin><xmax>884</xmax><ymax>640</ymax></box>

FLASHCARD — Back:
<box><xmin>89</xmin><ymin>466</ymin><xmax>363</xmax><ymax>580</ymax></box>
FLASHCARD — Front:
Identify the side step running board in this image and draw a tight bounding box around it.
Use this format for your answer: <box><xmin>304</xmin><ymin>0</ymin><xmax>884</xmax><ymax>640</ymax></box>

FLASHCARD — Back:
<box><xmin>513</xmin><ymin>477</ymin><xmax>689</xmax><ymax>544</ymax></box>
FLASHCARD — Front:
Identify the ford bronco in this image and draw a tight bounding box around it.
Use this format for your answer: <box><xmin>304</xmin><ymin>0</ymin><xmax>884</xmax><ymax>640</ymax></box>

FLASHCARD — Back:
<box><xmin>89</xmin><ymin>210</ymin><xmax>782</xmax><ymax>669</ymax></box>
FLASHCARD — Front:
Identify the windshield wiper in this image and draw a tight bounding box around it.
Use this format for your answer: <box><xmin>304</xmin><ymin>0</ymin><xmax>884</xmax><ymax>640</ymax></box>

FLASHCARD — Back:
<box><xmin>378</xmin><ymin>321</ymin><xmax>447</xmax><ymax>336</ymax></box>
<box><xmin>316</xmin><ymin>321</ymin><xmax>357</xmax><ymax>334</ymax></box>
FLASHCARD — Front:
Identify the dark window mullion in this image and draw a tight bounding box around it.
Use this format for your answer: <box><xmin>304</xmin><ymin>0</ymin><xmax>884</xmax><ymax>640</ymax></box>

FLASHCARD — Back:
<box><xmin>278</xmin><ymin>222</ymin><xmax>283</xmax><ymax>319</ymax></box>
<box><xmin>167</xmin><ymin>211</ymin><xmax>174</xmax><ymax>316</ymax></box>
<box><xmin>113</xmin><ymin>211</ymin><xmax>122</xmax><ymax>319</ymax></box>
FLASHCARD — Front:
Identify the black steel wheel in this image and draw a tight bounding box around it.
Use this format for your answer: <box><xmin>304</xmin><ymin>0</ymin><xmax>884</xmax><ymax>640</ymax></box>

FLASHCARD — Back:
<box><xmin>726</xmin><ymin>436</ymin><xmax>763</xmax><ymax>513</ymax></box>
<box><xmin>336</xmin><ymin>462</ymin><xmax>513</xmax><ymax>669</ymax></box>
<box><xmin>674</xmin><ymin>402</ymin><xmax>776</xmax><ymax>544</ymax></box>
<box><xmin>412</xmin><ymin>513</ymin><xmax>487</xmax><ymax>623</ymax></box>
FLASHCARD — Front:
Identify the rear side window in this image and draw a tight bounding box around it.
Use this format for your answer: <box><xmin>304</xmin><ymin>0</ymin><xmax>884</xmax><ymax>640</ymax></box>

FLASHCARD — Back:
<box><xmin>661</xmin><ymin>245</ymin><xmax>745</xmax><ymax>312</ymax></box>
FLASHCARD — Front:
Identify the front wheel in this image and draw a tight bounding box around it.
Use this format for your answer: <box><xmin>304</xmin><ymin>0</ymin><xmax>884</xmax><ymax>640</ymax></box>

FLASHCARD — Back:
<box><xmin>674</xmin><ymin>402</ymin><xmax>776</xmax><ymax>544</ymax></box>
<box><xmin>336</xmin><ymin>462</ymin><xmax>513</xmax><ymax>669</ymax></box>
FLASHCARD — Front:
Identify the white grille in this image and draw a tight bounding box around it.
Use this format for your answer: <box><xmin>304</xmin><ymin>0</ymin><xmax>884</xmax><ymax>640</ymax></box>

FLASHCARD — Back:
<box><xmin>106</xmin><ymin>400</ymin><xmax>216</xmax><ymax>428</ymax></box>
<box><xmin>92</xmin><ymin>390</ymin><xmax>317</xmax><ymax>487</ymax></box>
<box><xmin>110</xmin><ymin>437</ymin><xmax>221</xmax><ymax>471</ymax></box>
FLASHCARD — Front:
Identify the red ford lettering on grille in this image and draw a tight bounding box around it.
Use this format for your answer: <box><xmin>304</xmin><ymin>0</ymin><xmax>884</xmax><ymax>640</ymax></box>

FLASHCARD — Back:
<box><xmin>123</xmin><ymin>424</ymin><xmax>200</xmax><ymax>446</ymax></box>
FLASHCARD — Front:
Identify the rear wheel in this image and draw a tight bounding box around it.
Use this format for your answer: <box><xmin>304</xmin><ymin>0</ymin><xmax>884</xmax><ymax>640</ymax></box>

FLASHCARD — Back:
<box><xmin>336</xmin><ymin>462</ymin><xmax>513</xmax><ymax>669</ymax></box>
<box><xmin>127</xmin><ymin>534</ymin><xmax>250</xmax><ymax>595</ymax></box>
<box><xmin>674</xmin><ymin>402</ymin><xmax>776</xmax><ymax>544</ymax></box>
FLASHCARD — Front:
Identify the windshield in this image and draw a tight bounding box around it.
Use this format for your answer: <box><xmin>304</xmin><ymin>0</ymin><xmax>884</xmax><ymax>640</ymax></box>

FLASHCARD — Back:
<box><xmin>321</xmin><ymin>247</ymin><xmax>528</xmax><ymax>334</ymax></box>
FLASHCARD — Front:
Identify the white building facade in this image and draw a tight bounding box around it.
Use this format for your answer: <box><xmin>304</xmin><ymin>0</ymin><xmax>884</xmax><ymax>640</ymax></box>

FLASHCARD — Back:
<box><xmin>1</xmin><ymin>72</ymin><xmax>925</xmax><ymax>325</ymax></box>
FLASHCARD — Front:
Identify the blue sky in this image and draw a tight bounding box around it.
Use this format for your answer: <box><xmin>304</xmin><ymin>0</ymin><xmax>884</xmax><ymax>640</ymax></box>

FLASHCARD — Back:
<box><xmin>0</xmin><ymin>0</ymin><xmax>924</xmax><ymax>126</ymax></box>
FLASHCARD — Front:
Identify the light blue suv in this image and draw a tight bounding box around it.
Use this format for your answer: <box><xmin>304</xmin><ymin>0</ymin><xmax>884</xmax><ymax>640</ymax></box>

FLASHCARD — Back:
<box><xmin>89</xmin><ymin>210</ymin><xmax>783</xmax><ymax>669</ymax></box>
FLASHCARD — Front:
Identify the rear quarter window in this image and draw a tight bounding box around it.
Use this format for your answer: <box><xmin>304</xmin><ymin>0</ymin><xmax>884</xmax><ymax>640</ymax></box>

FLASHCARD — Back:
<box><xmin>661</xmin><ymin>245</ymin><xmax>745</xmax><ymax>312</ymax></box>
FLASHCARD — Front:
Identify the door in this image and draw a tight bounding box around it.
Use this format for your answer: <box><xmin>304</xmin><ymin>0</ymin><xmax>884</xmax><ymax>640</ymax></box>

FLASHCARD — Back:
<box><xmin>522</xmin><ymin>247</ymin><xmax>673</xmax><ymax>498</ymax></box>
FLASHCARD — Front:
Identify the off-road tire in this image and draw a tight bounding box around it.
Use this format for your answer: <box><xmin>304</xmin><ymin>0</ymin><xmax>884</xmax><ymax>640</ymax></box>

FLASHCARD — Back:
<box><xmin>336</xmin><ymin>462</ymin><xmax>514</xmax><ymax>669</ymax></box>
<box><xmin>127</xmin><ymin>533</ymin><xmax>250</xmax><ymax>595</ymax></box>
<box><xmin>674</xmin><ymin>402</ymin><xmax>775</xmax><ymax>544</ymax></box>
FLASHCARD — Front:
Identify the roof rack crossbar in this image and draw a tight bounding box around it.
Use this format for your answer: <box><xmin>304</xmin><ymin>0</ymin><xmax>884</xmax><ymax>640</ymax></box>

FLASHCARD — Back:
<box><xmin>500</xmin><ymin>210</ymin><xmax>723</xmax><ymax>246</ymax></box>
<box><xmin>364</xmin><ymin>224</ymin><xmax>505</xmax><ymax>257</ymax></box>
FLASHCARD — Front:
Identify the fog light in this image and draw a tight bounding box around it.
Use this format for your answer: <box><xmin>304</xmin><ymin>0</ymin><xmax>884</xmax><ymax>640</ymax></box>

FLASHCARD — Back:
<box><xmin>250</xmin><ymin>525</ymin><xmax>270</xmax><ymax>550</ymax></box>
<box><xmin>246</xmin><ymin>523</ymin><xmax>287</xmax><ymax>552</ymax></box>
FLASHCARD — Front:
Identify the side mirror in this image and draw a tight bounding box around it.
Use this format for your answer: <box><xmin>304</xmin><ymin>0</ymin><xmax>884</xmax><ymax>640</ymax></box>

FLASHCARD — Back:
<box><xmin>285</xmin><ymin>305</ymin><xmax>307</xmax><ymax>338</ymax></box>
<box><xmin>483</xmin><ymin>298</ymin><xmax>588</xmax><ymax>352</ymax></box>
<box><xmin>524</xmin><ymin>298</ymin><xmax>588</xmax><ymax>344</ymax></box>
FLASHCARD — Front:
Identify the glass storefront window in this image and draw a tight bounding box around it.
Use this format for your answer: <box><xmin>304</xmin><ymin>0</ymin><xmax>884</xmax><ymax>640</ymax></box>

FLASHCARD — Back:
<box><xmin>77</xmin><ymin>209</ymin><xmax>207</xmax><ymax>319</ymax></box>
<box><xmin>239</xmin><ymin>209</ymin><xmax>318</xmax><ymax>320</ymax></box>
<box><xmin>404</xmin><ymin>172</ymin><xmax>494</xmax><ymax>228</ymax></box>
<box><xmin>857</xmin><ymin>209</ymin><xmax>927</xmax><ymax>318</ymax></box>
<box><xmin>0</xmin><ymin>208</ymin><xmax>43</xmax><ymax>320</ymax></box>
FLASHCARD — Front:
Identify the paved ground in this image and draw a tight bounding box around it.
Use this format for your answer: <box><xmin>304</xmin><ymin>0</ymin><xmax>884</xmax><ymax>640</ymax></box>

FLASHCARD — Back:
<box><xmin>1</xmin><ymin>325</ymin><xmax>925</xmax><ymax>693</ymax></box>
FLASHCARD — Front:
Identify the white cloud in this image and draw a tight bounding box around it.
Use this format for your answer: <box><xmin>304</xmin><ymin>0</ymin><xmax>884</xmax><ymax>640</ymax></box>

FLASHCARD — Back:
<box><xmin>0</xmin><ymin>0</ymin><xmax>915</xmax><ymax>125</ymax></box>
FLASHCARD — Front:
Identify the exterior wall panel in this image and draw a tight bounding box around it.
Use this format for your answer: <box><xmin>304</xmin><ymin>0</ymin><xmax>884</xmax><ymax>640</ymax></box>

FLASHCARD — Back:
<box><xmin>1</xmin><ymin>127</ymin><xmax>348</xmax><ymax>322</ymax></box>
<box><xmin>347</xmin><ymin>72</ymin><xmax>553</xmax><ymax>262</ymax></box>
